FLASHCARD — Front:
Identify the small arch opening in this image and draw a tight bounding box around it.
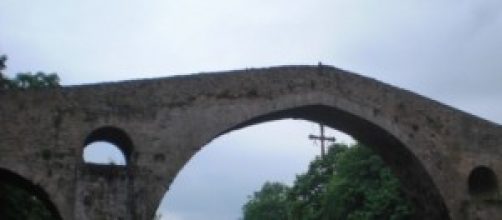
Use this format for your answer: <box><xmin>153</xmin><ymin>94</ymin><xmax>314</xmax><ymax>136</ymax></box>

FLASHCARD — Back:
<box><xmin>468</xmin><ymin>166</ymin><xmax>498</xmax><ymax>196</ymax></box>
<box><xmin>83</xmin><ymin>126</ymin><xmax>133</xmax><ymax>166</ymax></box>
<box><xmin>83</xmin><ymin>141</ymin><xmax>127</xmax><ymax>165</ymax></box>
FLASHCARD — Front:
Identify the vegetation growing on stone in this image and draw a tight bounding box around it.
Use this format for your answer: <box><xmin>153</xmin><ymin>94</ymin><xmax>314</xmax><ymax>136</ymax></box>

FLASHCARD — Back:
<box><xmin>0</xmin><ymin>55</ymin><xmax>61</xmax><ymax>219</ymax></box>
<box><xmin>0</xmin><ymin>55</ymin><xmax>60</xmax><ymax>90</ymax></box>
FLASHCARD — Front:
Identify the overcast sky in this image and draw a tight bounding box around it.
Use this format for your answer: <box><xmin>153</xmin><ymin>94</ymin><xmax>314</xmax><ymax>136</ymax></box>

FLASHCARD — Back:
<box><xmin>1</xmin><ymin>1</ymin><xmax>501</xmax><ymax>219</ymax></box>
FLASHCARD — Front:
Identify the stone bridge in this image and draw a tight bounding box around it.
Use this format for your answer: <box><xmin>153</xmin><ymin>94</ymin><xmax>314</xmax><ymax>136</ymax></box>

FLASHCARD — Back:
<box><xmin>0</xmin><ymin>65</ymin><xmax>501</xmax><ymax>220</ymax></box>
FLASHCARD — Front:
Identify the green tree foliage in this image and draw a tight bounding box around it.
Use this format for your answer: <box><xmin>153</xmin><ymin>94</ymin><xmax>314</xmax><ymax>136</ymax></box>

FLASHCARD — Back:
<box><xmin>243</xmin><ymin>182</ymin><xmax>290</xmax><ymax>220</ymax></box>
<box><xmin>288</xmin><ymin>144</ymin><xmax>348</xmax><ymax>220</ymax></box>
<box><xmin>319</xmin><ymin>144</ymin><xmax>413</xmax><ymax>220</ymax></box>
<box><xmin>0</xmin><ymin>54</ymin><xmax>9</xmax><ymax>88</ymax></box>
<box><xmin>242</xmin><ymin>143</ymin><xmax>414</xmax><ymax>220</ymax></box>
<box><xmin>0</xmin><ymin>54</ymin><xmax>60</xmax><ymax>219</ymax></box>
<box><xmin>0</xmin><ymin>55</ymin><xmax>59</xmax><ymax>90</ymax></box>
<box><xmin>0</xmin><ymin>55</ymin><xmax>6</xmax><ymax>72</ymax></box>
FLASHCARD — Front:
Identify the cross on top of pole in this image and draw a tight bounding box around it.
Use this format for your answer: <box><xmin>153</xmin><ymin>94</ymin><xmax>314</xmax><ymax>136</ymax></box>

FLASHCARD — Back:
<box><xmin>308</xmin><ymin>124</ymin><xmax>336</xmax><ymax>157</ymax></box>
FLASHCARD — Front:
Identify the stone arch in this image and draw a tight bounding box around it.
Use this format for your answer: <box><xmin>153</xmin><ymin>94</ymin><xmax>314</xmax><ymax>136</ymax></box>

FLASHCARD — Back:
<box><xmin>0</xmin><ymin>167</ymin><xmax>63</xmax><ymax>219</ymax></box>
<box><xmin>76</xmin><ymin>126</ymin><xmax>135</xmax><ymax>220</ymax></box>
<box><xmin>82</xmin><ymin>126</ymin><xmax>133</xmax><ymax>165</ymax></box>
<box><xmin>468</xmin><ymin>166</ymin><xmax>498</xmax><ymax>196</ymax></box>
<box><xmin>6</xmin><ymin>65</ymin><xmax>500</xmax><ymax>219</ymax></box>
<box><xmin>159</xmin><ymin>104</ymin><xmax>450</xmax><ymax>220</ymax></box>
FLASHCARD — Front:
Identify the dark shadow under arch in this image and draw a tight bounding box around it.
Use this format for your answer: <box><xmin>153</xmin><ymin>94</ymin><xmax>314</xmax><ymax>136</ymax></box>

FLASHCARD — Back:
<box><xmin>212</xmin><ymin>104</ymin><xmax>450</xmax><ymax>220</ymax></box>
<box><xmin>469</xmin><ymin>166</ymin><xmax>498</xmax><ymax>196</ymax></box>
<box><xmin>0</xmin><ymin>168</ymin><xmax>62</xmax><ymax>220</ymax></box>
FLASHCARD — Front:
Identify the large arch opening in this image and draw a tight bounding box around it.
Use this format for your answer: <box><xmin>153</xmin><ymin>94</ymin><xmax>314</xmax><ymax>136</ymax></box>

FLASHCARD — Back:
<box><xmin>156</xmin><ymin>104</ymin><xmax>450</xmax><ymax>219</ymax></box>
<box><xmin>0</xmin><ymin>168</ymin><xmax>62</xmax><ymax>220</ymax></box>
<box><xmin>157</xmin><ymin>119</ymin><xmax>354</xmax><ymax>219</ymax></box>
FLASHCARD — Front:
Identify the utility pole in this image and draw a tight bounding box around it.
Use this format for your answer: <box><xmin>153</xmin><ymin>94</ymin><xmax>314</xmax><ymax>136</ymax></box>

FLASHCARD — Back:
<box><xmin>308</xmin><ymin>124</ymin><xmax>336</xmax><ymax>157</ymax></box>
